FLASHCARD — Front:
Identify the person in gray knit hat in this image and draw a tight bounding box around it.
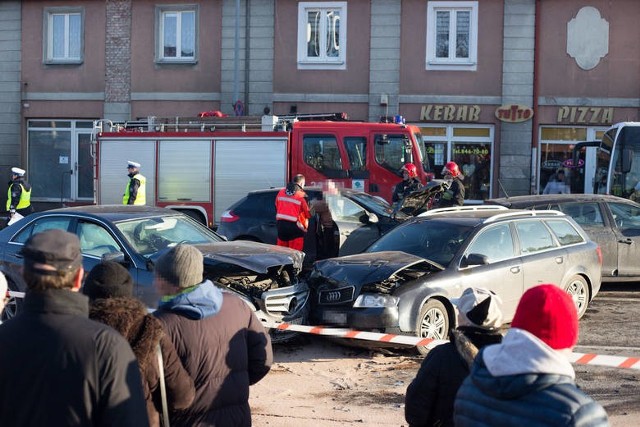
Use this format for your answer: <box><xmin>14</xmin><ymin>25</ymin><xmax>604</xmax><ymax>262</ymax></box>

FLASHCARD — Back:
<box><xmin>153</xmin><ymin>244</ymin><xmax>272</xmax><ymax>426</ymax></box>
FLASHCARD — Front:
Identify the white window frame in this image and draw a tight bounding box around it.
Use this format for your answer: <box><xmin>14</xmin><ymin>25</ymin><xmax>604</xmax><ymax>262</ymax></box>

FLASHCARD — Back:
<box><xmin>43</xmin><ymin>7</ymin><xmax>84</xmax><ymax>64</ymax></box>
<box><xmin>426</xmin><ymin>1</ymin><xmax>478</xmax><ymax>71</ymax></box>
<box><xmin>155</xmin><ymin>5</ymin><xmax>198</xmax><ymax>64</ymax></box>
<box><xmin>297</xmin><ymin>2</ymin><xmax>347</xmax><ymax>70</ymax></box>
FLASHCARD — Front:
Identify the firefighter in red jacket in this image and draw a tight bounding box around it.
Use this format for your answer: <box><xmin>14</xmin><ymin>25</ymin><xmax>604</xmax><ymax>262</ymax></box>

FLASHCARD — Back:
<box><xmin>275</xmin><ymin>174</ymin><xmax>311</xmax><ymax>251</ymax></box>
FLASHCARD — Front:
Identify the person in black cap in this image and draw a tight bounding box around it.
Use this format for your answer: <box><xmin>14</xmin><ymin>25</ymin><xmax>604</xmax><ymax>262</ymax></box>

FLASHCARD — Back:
<box><xmin>123</xmin><ymin>160</ymin><xmax>146</xmax><ymax>205</ymax></box>
<box><xmin>6</xmin><ymin>166</ymin><xmax>34</xmax><ymax>221</ymax></box>
<box><xmin>84</xmin><ymin>261</ymin><xmax>195</xmax><ymax>427</ymax></box>
<box><xmin>0</xmin><ymin>229</ymin><xmax>149</xmax><ymax>426</ymax></box>
<box><xmin>405</xmin><ymin>287</ymin><xmax>504</xmax><ymax>427</ymax></box>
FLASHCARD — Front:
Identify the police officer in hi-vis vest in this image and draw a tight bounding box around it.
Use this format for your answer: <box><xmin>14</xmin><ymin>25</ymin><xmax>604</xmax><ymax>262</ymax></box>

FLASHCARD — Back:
<box><xmin>7</xmin><ymin>167</ymin><xmax>33</xmax><ymax>219</ymax></box>
<box><xmin>123</xmin><ymin>161</ymin><xmax>146</xmax><ymax>205</ymax></box>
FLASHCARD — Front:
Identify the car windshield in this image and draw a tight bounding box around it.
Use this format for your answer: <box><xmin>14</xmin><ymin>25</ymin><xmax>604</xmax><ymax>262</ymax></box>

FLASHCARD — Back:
<box><xmin>116</xmin><ymin>215</ymin><xmax>222</xmax><ymax>257</ymax></box>
<box><xmin>347</xmin><ymin>191</ymin><xmax>409</xmax><ymax>219</ymax></box>
<box><xmin>366</xmin><ymin>220</ymin><xmax>474</xmax><ymax>266</ymax></box>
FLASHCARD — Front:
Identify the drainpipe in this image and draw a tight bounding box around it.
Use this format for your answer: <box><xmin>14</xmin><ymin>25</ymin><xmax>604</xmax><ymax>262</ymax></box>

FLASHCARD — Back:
<box><xmin>244</xmin><ymin>0</ymin><xmax>251</xmax><ymax>114</ymax></box>
<box><xmin>531</xmin><ymin>0</ymin><xmax>542</xmax><ymax>194</ymax></box>
<box><xmin>233</xmin><ymin>0</ymin><xmax>240</xmax><ymax>107</ymax></box>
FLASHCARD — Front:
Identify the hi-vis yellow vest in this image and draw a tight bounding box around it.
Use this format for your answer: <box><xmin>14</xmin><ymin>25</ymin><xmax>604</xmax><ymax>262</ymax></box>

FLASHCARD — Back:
<box><xmin>6</xmin><ymin>183</ymin><xmax>31</xmax><ymax>210</ymax></box>
<box><xmin>123</xmin><ymin>174</ymin><xmax>146</xmax><ymax>205</ymax></box>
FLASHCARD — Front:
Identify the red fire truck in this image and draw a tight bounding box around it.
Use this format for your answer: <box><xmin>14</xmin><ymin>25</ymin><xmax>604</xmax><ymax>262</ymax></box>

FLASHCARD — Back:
<box><xmin>92</xmin><ymin>113</ymin><xmax>432</xmax><ymax>228</ymax></box>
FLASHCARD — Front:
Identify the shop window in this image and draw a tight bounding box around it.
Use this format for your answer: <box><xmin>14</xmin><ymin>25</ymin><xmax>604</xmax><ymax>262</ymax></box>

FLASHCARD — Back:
<box><xmin>44</xmin><ymin>8</ymin><xmax>83</xmax><ymax>64</ymax></box>
<box><xmin>426</xmin><ymin>1</ymin><xmax>478</xmax><ymax>71</ymax></box>
<box><xmin>297</xmin><ymin>2</ymin><xmax>347</xmax><ymax>70</ymax></box>
<box><xmin>420</xmin><ymin>124</ymin><xmax>493</xmax><ymax>201</ymax></box>
<box><xmin>452</xmin><ymin>142</ymin><xmax>491</xmax><ymax>200</ymax></box>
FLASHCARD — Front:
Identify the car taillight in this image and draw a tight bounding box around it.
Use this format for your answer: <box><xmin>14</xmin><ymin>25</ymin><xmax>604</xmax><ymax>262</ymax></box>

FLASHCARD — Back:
<box><xmin>596</xmin><ymin>246</ymin><xmax>603</xmax><ymax>265</ymax></box>
<box><xmin>220</xmin><ymin>210</ymin><xmax>240</xmax><ymax>223</ymax></box>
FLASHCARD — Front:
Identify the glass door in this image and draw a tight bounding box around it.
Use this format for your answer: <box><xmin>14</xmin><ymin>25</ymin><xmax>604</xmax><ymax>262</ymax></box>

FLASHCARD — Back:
<box><xmin>27</xmin><ymin>120</ymin><xmax>95</xmax><ymax>202</ymax></box>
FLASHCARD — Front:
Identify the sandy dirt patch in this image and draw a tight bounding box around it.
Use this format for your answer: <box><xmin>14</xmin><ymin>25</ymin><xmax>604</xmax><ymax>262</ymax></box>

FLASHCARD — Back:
<box><xmin>250</xmin><ymin>334</ymin><xmax>639</xmax><ymax>427</ymax></box>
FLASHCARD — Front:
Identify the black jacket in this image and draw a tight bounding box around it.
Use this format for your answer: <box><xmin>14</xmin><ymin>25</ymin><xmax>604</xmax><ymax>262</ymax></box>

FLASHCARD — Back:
<box><xmin>405</xmin><ymin>328</ymin><xmax>503</xmax><ymax>427</ymax></box>
<box><xmin>437</xmin><ymin>176</ymin><xmax>465</xmax><ymax>208</ymax></box>
<box><xmin>0</xmin><ymin>290</ymin><xmax>149</xmax><ymax>426</ymax></box>
<box><xmin>393</xmin><ymin>178</ymin><xmax>423</xmax><ymax>203</ymax></box>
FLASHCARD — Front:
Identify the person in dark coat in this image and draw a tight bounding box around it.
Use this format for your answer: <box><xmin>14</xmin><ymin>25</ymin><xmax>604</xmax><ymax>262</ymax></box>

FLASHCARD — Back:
<box><xmin>0</xmin><ymin>229</ymin><xmax>149</xmax><ymax>426</ymax></box>
<box><xmin>153</xmin><ymin>244</ymin><xmax>273</xmax><ymax>426</ymax></box>
<box><xmin>83</xmin><ymin>261</ymin><xmax>195</xmax><ymax>427</ymax></box>
<box><xmin>454</xmin><ymin>284</ymin><xmax>609</xmax><ymax>427</ymax></box>
<box><xmin>438</xmin><ymin>161</ymin><xmax>465</xmax><ymax>207</ymax></box>
<box><xmin>405</xmin><ymin>287</ymin><xmax>504</xmax><ymax>427</ymax></box>
<box><xmin>392</xmin><ymin>163</ymin><xmax>423</xmax><ymax>208</ymax></box>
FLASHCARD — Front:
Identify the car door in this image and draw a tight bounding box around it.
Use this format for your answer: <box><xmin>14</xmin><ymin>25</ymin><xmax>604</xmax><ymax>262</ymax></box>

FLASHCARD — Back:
<box><xmin>557</xmin><ymin>202</ymin><xmax>617</xmax><ymax>278</ymax></box>
<box><xmin>607</xmin><ymin>201</ymin><xmax>640</xmax><ymax>277</ymax></box>
<box><xmin>325</xmin><ymin>193</ymin><xmax>380</xmax><ymax>255</ymax></box>
<box><xmin>459</xmin><ymin>223</ymin><xmax>523</xmax><ymax>320</ymax></box>
<box><xmin>514</xmin><ymin>219</ymin><xmax>567</xmax><ymax>293</ymax></box>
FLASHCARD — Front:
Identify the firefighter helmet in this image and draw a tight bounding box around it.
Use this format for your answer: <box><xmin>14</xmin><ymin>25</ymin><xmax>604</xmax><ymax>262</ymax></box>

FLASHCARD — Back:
<box><xmin>401</xmin><ymin>163</ymin><xmax>418</xmax><ymax>178</ymax></box>
<box><xmin>443</xmin><ymin>161</ymin><xmax>461</xmax><ymax>178</ymax></box>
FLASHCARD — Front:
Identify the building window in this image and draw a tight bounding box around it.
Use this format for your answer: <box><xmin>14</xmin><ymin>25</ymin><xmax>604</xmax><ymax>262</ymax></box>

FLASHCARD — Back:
<box><xmin>297</xmin><ymin>2</ymin><xmax>347</xmax><ymax>70</ymax></box>
<box><xmin>44</xmin><ymin>8</ymin><xmax>83</xmax><ymax>64</ymax></box>
<box><xmin>426</xmin><ymin>1</ymin><xmax>478</xmax><ymax>71</ymax></box>
<box><xmin>156</xmin><ymin>6</ymin><xmax>198</xmax><ymax>63</ymax></box>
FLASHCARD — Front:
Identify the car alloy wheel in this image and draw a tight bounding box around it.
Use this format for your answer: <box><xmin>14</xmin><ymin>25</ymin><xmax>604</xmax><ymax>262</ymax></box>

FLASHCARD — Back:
<box><xmin>565</xmin><ymin>275</ymin><xmax>590</xmax><ymax>319</ymax></box>
<box><xmin>415</xmin><ymin>299</ymin><xmax>449</xmax><ymax>355</ymax></box>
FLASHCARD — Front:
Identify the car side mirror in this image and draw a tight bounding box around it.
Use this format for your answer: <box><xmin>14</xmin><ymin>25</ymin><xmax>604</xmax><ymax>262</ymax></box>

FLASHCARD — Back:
<box><xmin>360</xmin><ymin>212</ymin><xmax>379</xmax><ymax>225</ymax></box>
<box><xmin>101</xmin><ymin>251</ymin><xmax>126</xmax><ymax>264</ymax></box>
<box><xmin>462</xmin><ymin>253</ymin><xmax>489</xmax><ymax>267</ymax></box>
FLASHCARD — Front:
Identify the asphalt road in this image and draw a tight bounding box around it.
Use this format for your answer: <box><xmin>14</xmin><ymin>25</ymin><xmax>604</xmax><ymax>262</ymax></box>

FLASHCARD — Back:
<box><xmin>573</xmin><ymin>282</ymin><xmax>640</xmax><ymax>426</ymax></box>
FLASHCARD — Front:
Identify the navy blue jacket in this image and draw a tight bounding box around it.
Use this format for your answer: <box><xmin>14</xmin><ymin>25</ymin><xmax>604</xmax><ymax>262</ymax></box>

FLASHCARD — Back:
<box><xmin>454</xmin><ymin>328</ymin><xmax>609</xmax><ymax>427</ymax></box>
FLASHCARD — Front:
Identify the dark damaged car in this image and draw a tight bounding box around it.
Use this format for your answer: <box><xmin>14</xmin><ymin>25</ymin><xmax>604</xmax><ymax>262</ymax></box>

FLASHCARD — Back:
<box><xmin>307</xmin><ymin>206</ymin><xmax>602</xmax><ymax>353</ymax></box>
<box><xmin>0</xmin><ymin>206</ymin><xmax>307</xmax><ymax>339</ymax></box>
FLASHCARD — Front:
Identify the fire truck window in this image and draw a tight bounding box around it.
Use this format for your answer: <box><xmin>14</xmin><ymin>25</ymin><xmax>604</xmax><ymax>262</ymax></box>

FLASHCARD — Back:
<box><xmin>303</xmin><ymin>136</ymin><xmax>342</xmax><ymax>172</ymax></box>
<box><xmin>345</xmin><ymin>137</ymin><xmax>366</xmax><ymax>171</ymax></box>
<box><xmin>374</xmin><ymin>134</ymin><xmax>407</xmax><ymax>173</ymax></box>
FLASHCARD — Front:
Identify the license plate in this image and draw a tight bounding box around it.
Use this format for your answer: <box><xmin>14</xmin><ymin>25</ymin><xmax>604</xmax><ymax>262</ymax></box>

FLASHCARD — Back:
<box><xmin>323</xmin><ymin>312</ymin><xmax>347</xmax><ymax>324</ymax></box>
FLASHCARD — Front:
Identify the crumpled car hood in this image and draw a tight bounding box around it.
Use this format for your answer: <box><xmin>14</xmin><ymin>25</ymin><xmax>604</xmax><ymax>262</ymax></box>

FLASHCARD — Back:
<box><xmin>151</xmin><ymin>241</ymin><xmax>304</xmax><ymax>273</ymax></box>
<box><xmin>312</xmin><ymin>251</ymin><xmax>442</xmax><ymax>287</ymax></box>
<box><xmin>399</xmin><ymin>179</ymin><xmax>449</xmax><ymax>216</ymax></box>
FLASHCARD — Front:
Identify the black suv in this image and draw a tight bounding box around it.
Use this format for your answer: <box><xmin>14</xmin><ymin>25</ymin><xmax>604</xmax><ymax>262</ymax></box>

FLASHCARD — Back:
<box><xmin>217</xmin><ymin>187</ymin><xmax>410</xmax><ymax>263</ymax></box>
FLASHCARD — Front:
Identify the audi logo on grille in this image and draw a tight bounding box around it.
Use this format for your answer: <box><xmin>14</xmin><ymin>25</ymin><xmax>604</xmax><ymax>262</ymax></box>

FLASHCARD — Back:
<box><xmin>325</xmin><ymin>291</ymin><xmax>341</xmax><ymax>302</ymax></box>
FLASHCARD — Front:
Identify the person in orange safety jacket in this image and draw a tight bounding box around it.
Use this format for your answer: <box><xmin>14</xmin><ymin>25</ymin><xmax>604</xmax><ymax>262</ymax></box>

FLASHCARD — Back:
<box><xmin>275</xmin><ymin>174</ymin><xmax>311</xmax><ymax>251</ymax></box>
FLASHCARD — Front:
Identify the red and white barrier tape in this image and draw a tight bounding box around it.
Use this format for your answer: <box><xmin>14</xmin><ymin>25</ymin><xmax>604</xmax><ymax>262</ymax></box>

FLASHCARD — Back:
<box><xmin>7</xmin><ymin>294</ymin><xmax>638</xmax><ymax>371</ymax></box>
<box><xmin>269</xmin><ymin>322</ymin><xmax>640</xmax><ymax>371</ymax></box>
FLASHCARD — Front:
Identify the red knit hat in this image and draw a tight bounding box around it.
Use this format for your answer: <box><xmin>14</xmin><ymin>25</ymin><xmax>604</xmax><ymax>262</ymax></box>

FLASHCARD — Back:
<box><xmin>511</xmin><ymin>284</ymin><xmax>579</xmax><ymax>350</ymax></box>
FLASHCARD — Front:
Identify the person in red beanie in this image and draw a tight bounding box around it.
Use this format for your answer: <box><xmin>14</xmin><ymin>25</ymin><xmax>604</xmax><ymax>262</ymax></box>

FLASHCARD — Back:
<box><xmin>454</xmin><ymin>284</ymin><xmax>609</xmax><ymax>427</ymax></box>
